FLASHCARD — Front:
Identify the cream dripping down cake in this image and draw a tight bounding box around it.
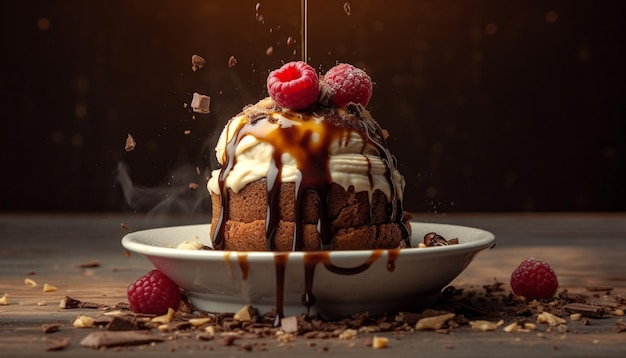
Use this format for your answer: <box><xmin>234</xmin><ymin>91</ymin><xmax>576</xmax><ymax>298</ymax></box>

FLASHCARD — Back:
<box><xmin>207</xmin><ymin>61</ymin><xmax>411</xmax><ymax>251</ymax></box>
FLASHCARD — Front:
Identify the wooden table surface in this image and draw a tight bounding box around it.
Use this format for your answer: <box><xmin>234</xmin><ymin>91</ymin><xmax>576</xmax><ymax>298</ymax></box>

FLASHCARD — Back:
<box><xmin>1</xmin><ymin>213</ymin><xmax>625</xmax><ymax>357</ymax></box>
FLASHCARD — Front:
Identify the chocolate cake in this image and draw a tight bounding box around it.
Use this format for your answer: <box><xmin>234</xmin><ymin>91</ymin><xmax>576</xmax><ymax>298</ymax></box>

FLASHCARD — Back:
<box><xmin>207</xmin><ymin>62</ymin><xmax>411</xmax><ymax>251</ymax></box>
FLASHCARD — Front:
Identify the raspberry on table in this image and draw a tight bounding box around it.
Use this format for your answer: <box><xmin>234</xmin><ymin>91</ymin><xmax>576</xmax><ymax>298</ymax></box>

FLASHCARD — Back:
<box><xmin>510</xmin><ymin>258</ymin><xmax>559</xmax><ymax>299</ymax></box>
<box><xmin>127</xmin><ymin>269</ymin><xmax>182</xmax><ymax>315</ymax></box>
<box><xmin>322</xmin><ymin>63</ymin><xmax>373</xmax><ymax>107</ymax></box>
<box><xmin>267</xmin><ymin>61</ymin><xmax>319</xmax><ymax>110</ymax></box>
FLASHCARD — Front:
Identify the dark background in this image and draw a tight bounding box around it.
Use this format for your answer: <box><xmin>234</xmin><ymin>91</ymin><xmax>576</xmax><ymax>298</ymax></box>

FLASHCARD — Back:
<box><xmin>1</xmin><ymin>0</ymin><xmax>624</xmax><ymax>214</ymax></box>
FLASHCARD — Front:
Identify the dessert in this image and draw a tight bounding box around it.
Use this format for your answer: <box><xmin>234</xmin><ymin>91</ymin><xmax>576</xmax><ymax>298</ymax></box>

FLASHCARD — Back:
<box><xmin>207</xmin><ymin>61</ymin><xmax>411</xmax><ymax>251</ymax></box>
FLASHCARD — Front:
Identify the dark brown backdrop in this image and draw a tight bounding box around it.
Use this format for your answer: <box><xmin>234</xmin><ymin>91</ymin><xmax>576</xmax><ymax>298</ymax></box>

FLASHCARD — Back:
<box><xmin>1</xmin><ymin>0</ymin><xmax>624</xmax><ymax>214</ymax></box>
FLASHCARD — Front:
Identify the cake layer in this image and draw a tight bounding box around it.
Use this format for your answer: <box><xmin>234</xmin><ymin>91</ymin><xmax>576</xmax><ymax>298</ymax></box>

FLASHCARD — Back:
<box><xmin>210</xmin><ymin>179</ymin><xmax>410</xmax><ymax>251</ymax></box>
<box><xmin>210</xmin><ymin>218</ymin><xmax>407</xmax><ymax>251</ymax></box>
<box><xmin>211</xmin><ymin>179</ymin><xmax>399</xmax><ymax>227</ymax></box>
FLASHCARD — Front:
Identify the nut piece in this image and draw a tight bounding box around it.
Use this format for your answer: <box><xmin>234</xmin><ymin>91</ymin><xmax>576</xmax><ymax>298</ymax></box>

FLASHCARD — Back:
<box><xmin>537</xmin><ymin>312</ymin><xmax>567</xmax><ymax>326</ymax></box>
<box><xmin>24</xmin><ymin>278</ymin><xmax>38</xmax><ymax>287</ymax></box>
<box><xmin>469</xmin><ymin>320</ymin><xmax>504</xmax><ymax>331</ymax></box>
<box><xmin>570</xmin><ymin>313</ymin><xmax>582</xmax><ymax>321</ymax></box>
<box><xmin>234</xmin><ymin>305</ymin><xmax>257</xmax><ymax>322</ymax></box>
<box><xmin>372</xmin><ymin>336</ymin><xmax>389</xmax><ymax>349</ymax></box>
<box><xmin>43</xmin><ymin>283</ymin><xmax>57</xmax><ymax>292</ymax></box>
<box><xmin>151</xmin><ymin>307</ymin><xmax>175</xmax><ymax>325</ymax></box>
<box><xmin>0</xmin><ymin>293</ymin><xmax>8</xmax><ymax>305</ymax></box>
<box><xmin>189</xmin><ymin>317</ymin><xmax>212</xmax><ymax>327</ymax></box>
<box><xmin>614</xmin><ymin>309</ymin><xmax>625</xmax><ymax>316</ymax></box>
<box><xmin>38</xmin><ymin>301</ymin><xmax>47</xmax><ymax>306</ymax></box>
<box><xmin>503</xmin><ymin>321</ymin><xmax>536</xmax><ymax>333</ymax></box>
<box><xmin>176</xmin><ymin>240</ymin><xmax>203</xmax><ymax>250</ymax></box>
<box><xmin>415</xmin><ymin>313</ymin><xmax>455</xmax><ymax>330</ymax></box>
<box><xmin>73</xmin><ymin>314</ymin><xmax>95</xmax><ymax>328</ymax></box>
<box><xmin>339</xmin><ymin>329</ymin><xmax>357</xmax><ymax>340</ymax></box>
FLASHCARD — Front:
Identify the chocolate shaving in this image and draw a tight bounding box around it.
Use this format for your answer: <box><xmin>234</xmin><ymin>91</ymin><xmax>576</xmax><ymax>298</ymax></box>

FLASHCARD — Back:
<box><xmin>107</xmin><ymin>316</ymin><xmax>139</xmax><ymax>331</ymax></box>
<box><xmin>77</xmin><ymin>260</ymin><xmax>100</xmax><ymax>268</ymax></box>
<box><xmin>615</xmin><ymin>320</ymin><xmax>626</xmax><ymax>333</ymax></box>
<box><xmin>59</xmin><ymin>296</ymin><xmax>104</xmax><ymax>309</ymax></box>
<box><xmin>563</xmin><ymin>303</ymin><xmax>605</xmax><ymax>318</ymax></box>
<box><xmin>41</xmin><ymin>322</ymin><xmax>61</xmax><ymax>333</ymax></box>
<box><xmin>585</xmin><ymin>286</ymin><xmax>613</xmax><ymax>292</ymax></box>
<box><xmin>159</xmin><ymin>321</ymin><xmax>192</xmax><ymax>332</ymax></box>
<box><xmin>280</xmin><ymin>315</ymin><xmax>299</xmax><ymax>333</ymax></box>
<box><xmin>80</xmin><ymin>331</ymin><xmax>164</xmax><ymax>349</ymax></box>
<box><xmin>228</xmin><ymin>55</ymin><xmax>237</xmax><ymax>68</ymax></box>
<box><xmin>45</xmin><ymin>336</ymin><xmax>70</xmax><ymax>351</ymax></box>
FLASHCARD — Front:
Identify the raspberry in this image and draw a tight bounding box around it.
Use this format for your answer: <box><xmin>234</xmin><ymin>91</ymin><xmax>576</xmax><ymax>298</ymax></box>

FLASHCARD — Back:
<box><xmin>267</xmin><ymin>61</ymin><xmax>319</xmax><ymax>110</ymax></box>
<box><xmin>127</xmin><ymin>270</ymin><xmax>181</xmax><ymax>314</ymax></box>
<box><xmin>510</xmin><ymin>258</ymin><xmax>559</xmax><ymax>299</ymax></box>
<box><xmin>322</xmin><ymin>63</ymin><xmax>373</xmax><ymax>107</ymax></box>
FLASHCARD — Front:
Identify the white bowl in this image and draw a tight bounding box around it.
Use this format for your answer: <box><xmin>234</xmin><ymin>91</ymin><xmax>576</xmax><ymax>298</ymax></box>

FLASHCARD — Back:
<box><xmin>122</xmin><ymin>222</ymin><xmax>495</xmax><ymax>319</ymax></box>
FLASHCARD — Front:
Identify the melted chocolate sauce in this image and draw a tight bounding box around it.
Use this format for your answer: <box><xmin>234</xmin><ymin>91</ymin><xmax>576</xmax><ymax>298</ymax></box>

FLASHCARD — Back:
<box><xmin>273</xmin><ymin>253</ymin><xmax>288</xmax><ymax>327</ymax></box>
<box><xmin>212</xmin><ymin>105</ymin><xmax>408</xmax><ymax>250</ymax></box>
<box><xmin>211</xmin><ymin>102</ymin><xmax>409</xmax><ymax>324</ymax></box>
<box><xmin>237</xmin><ymin>253</ymin><xmax>249</xmax><ymax>280</ymax></box>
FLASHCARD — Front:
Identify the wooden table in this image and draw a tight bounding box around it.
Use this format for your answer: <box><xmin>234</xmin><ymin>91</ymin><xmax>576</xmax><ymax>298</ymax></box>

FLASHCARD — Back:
<box><xmin>1</xmin><ymin>213</ymin><xmax>625</xmax><ymax>357</ymax></box>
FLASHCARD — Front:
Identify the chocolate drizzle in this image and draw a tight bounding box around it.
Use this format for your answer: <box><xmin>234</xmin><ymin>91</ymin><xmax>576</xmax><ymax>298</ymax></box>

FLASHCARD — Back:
<box><xmin>211</xmin><ymin>101</ymin><xmax>409</xmax><ymax>251</ymax></box>
<box><xmin>211</xmin><ymin>99</ymin><xmax>410</xmax><ymax>325</ymax></box>
<box><xmin>236</xmin><ymin>249</ymin><xmax>400</xmax><ymax>322</ymax></box>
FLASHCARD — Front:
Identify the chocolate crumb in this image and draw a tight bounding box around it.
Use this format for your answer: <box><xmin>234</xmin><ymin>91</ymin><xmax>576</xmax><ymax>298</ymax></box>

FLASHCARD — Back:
<box><xmin>615</xmin><ymin>320</ymin><xmax>626</xmax><ymax>333</ymax></box>
<box><xmin>563</xmin><ymin>303</ymin><xmax>605</xmax><ymax>318</ymax></box>
<box><xmin>558</xmin><ymin>290</ymin><xmax>589</xmax><ymax>303</ymax></box>
<box><xmin>585</xmin><ymin>286</ymin><xmax>613</xmax><ymax>292</ymax></box>
<box><xmin>45</xmin><ymin>336</ymin><xmax>71</xmax><ymax>351</ymax></box>
<box><xmin>80</xmin><ymin>331</ymin><xmax>164</xmax><ymax>349</ymax></box>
